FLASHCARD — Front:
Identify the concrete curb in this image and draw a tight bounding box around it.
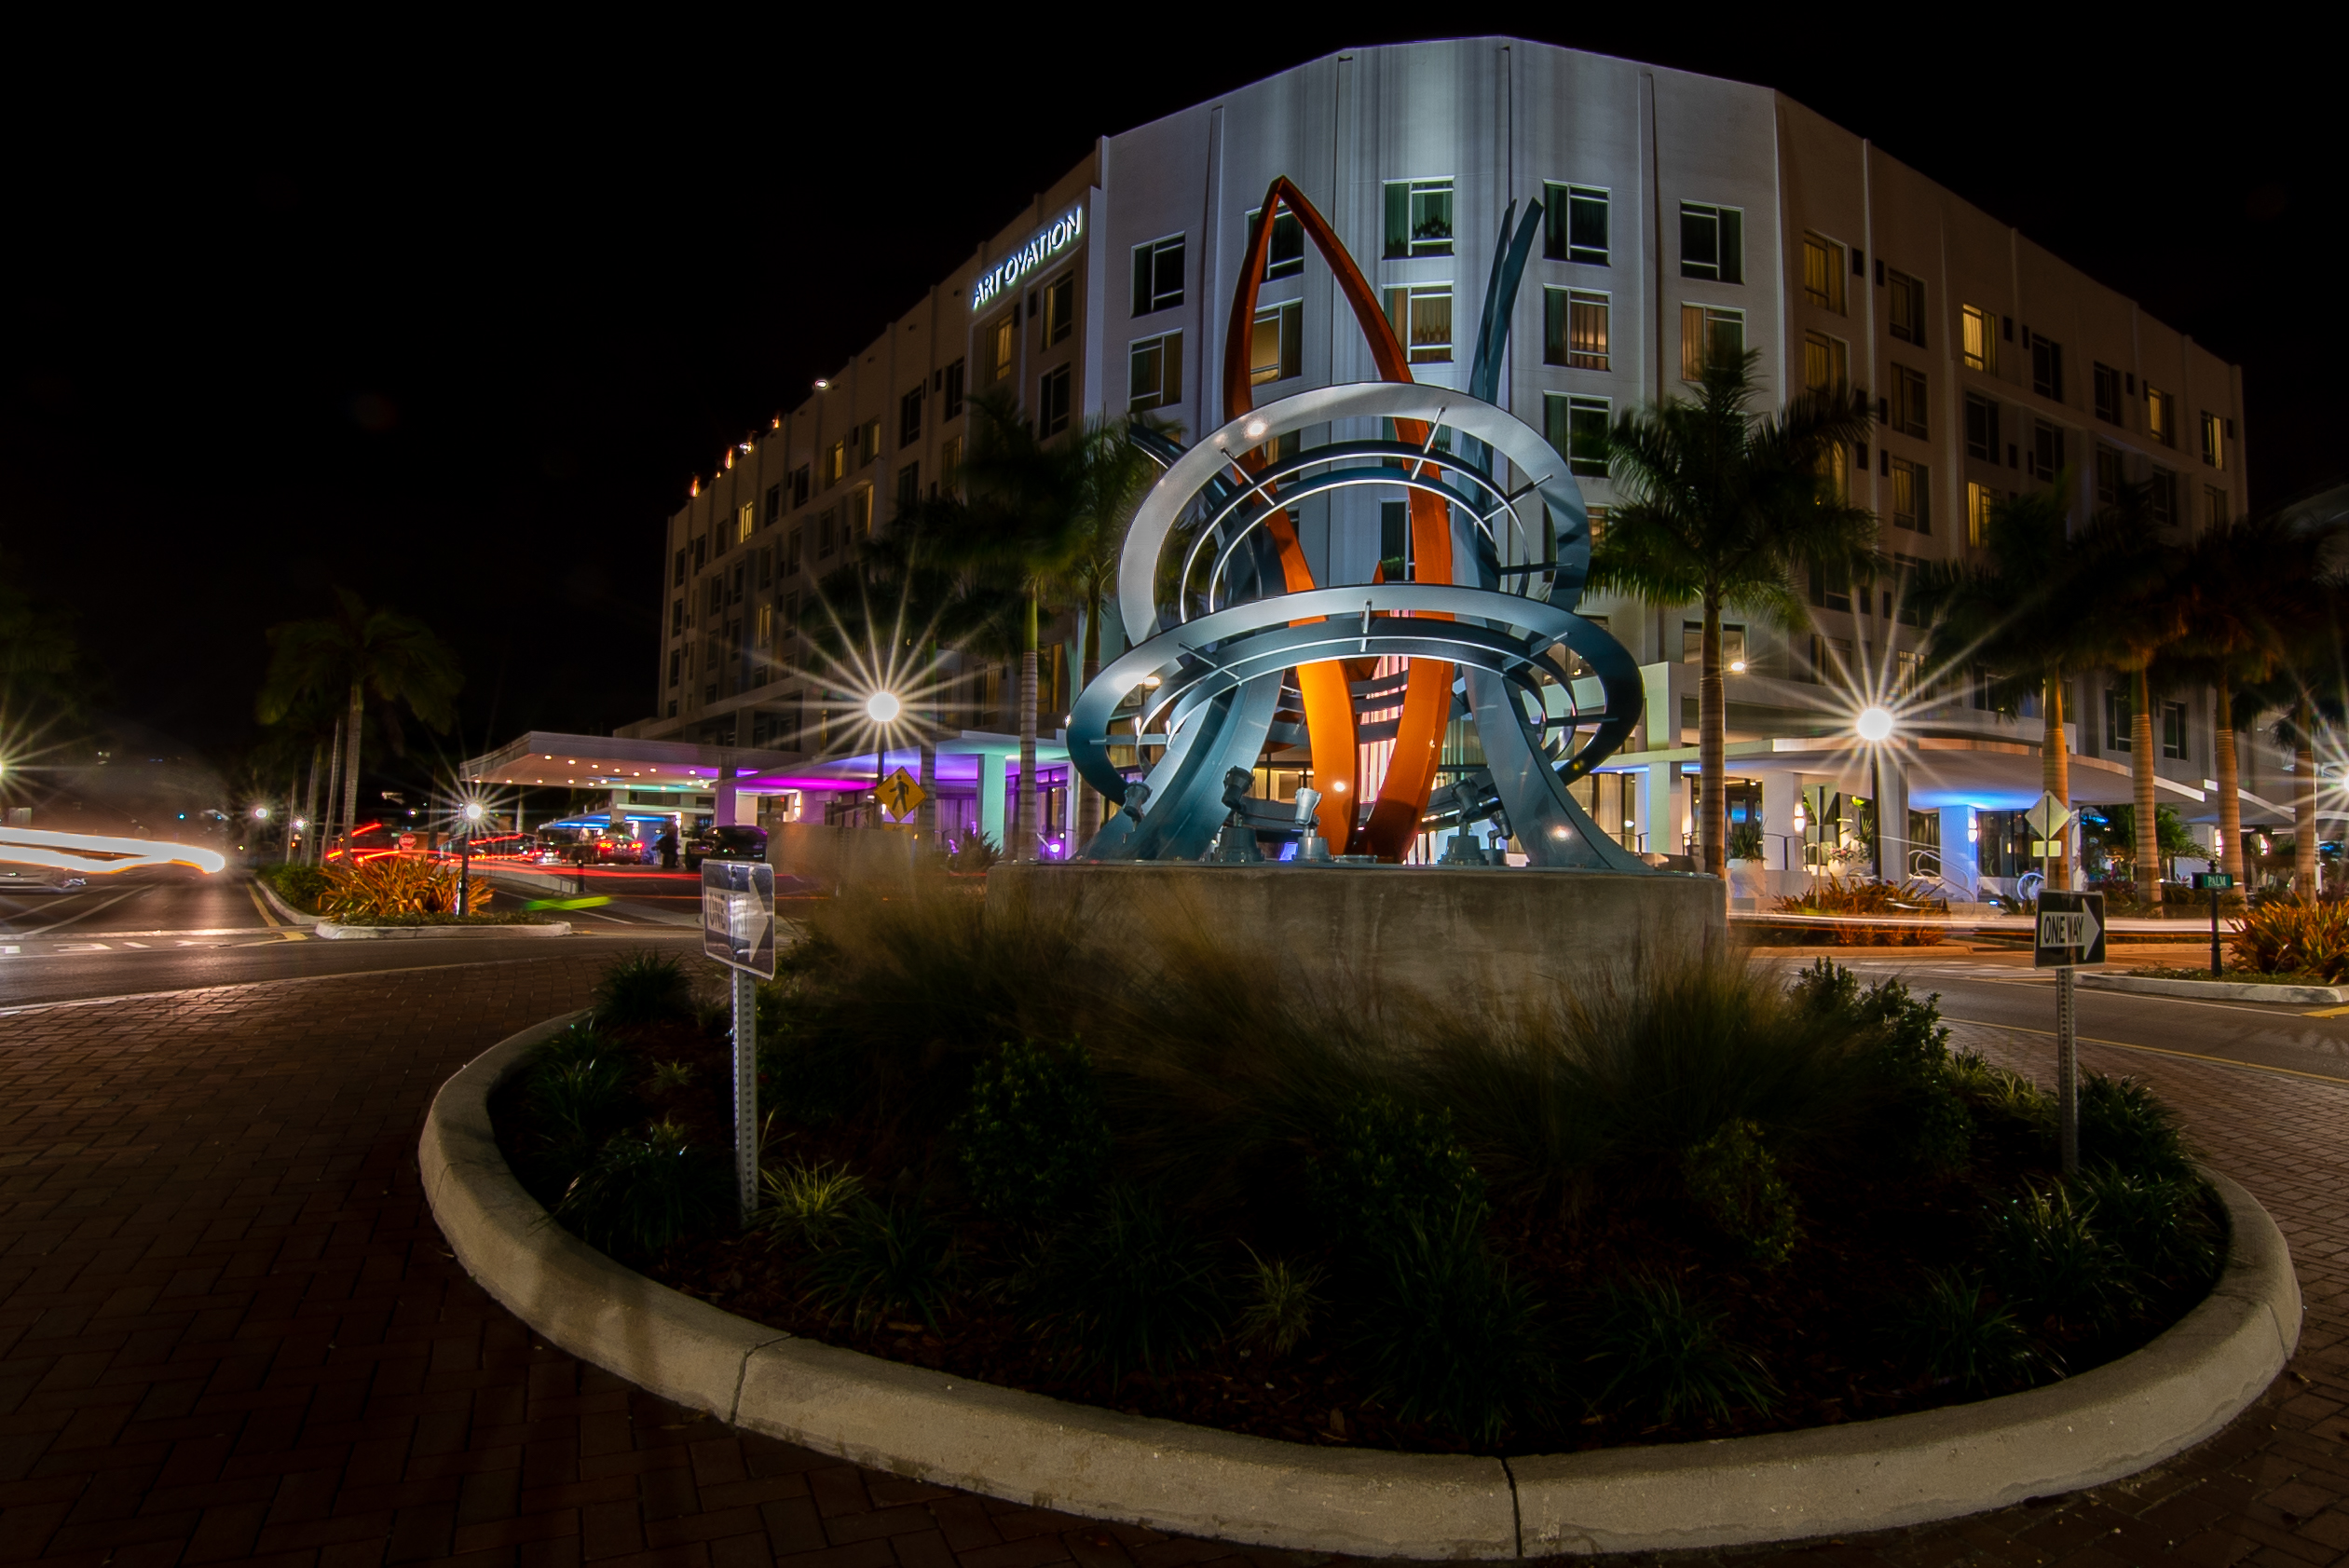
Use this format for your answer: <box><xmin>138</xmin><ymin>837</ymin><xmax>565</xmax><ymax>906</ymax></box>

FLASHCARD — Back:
<box><xmin>316</xmin><ymin>920</ymin><xmax>573</xmax><ymax>940</ymax></box>
<box><xmin>423</xmin><ymin>1020</ymin><xmax>2301</xmax><ymax>1561</ymax></box>
<box><xmin>2082</xmin><ymin>973</ymin><xmax>2349</xmax><ymax>1006</ymax></box>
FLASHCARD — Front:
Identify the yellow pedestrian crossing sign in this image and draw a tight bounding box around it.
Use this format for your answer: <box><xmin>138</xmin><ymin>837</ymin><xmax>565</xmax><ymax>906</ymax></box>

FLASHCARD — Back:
<box><xmin>877</xmin><ymin>768</ymin><xmax>926</xmax><ymax>820</ymax></box>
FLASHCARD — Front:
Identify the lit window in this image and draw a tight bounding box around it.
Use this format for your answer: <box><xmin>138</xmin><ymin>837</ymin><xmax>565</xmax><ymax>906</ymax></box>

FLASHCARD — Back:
<box><xmin>1965</xmin><ymin>481</ymin><xmax>1994</xmax><ymax>547</ymax></box>
<box><xmin>1802</xmin><ymin>234</ymin><xmax>1846</xmax><ymax>313</ymax></box>
<box><xmin>1803</xmin><ymin>331</ymin><xmax>1850</xmax><ymax>393</ymax></box>
<box><xmin>1131</xmin><ymin>236</ymin><xmax>1185</xmax><ymax>315</ymax></box>
<box><xmin>2147</xmin><ymin>387</ymin><xmax>2175</xmax><ymax>448</ymax></box>
<box><xmin>1128</xmin><ymin>332</ymin><xmax>1183</xmax><ymax>412</ymax></box>
<box><xmin>825</xmin><ymin>441</ymin><xmax>845</xmax><ymax>487</ymax></box>
<box><xmin>1680</xmin><ymin>304</ymin><xmax>1744</xmax><ymax>380</ymax></box>
<box><xmin>1961</xmin><ymin>306</ymin><xmax>1996</xmax><ymax>373</ymax></box>
<box><xmin>1544</xmin><ymin>392</ymin><xmax>1610</xmax><ymax>477</ymax></box>
<box><xmin>1542</xmin><ymin>184</ymin><xmax>1608</xmax><ymax>265</ymax></box>
<box><xmin>2200</xmin><ymin>411</ymin><xmax>2226</xmax><ymax>470</ymax></box>
<box><xmin>1384</xmin><ymin>285</ymin><xmax>1454</xmax><ymax>363</ymax></box>
<box><xmin>991</xmin><ymin>316</ymin><xmax>1015</xmax><ymax>382</ymax></box>
<box><xmin>1678</xmin><ymin>203</ymin><xmax>1743</xmax><ymax>282</ymax></box>
<box><xmin>738</xmin><ymin>503</ymin><xmax>754</xmax><ymax>544</ymax></box>
<box><xmin>1814</xmin><ymin>443</ymin><xmax>1851</xmax><ymax>506</ymax></box>
<box><xmin>1250</xmin><ymin>300</ymin><xmax>1303</xmax><ymax>386</ymax></box>
<box><xmin>1543</xmin><ymin>288</ymin><xmax>1609</xmax><ymax>370</ymax></box>
<box><xmin>1043</xmin><ymin>272</ymin><xmax>1076</xmax><ymax>346</ymax></box>
<box><xmin>1682</xmin><ymin>620</ymin><xmax>1746</xmax><ymax>665</ymax></box>
<box><xmin>1887</xmin><ymin>269</ymin><xmax>1925</xmax><ymax>347</ymax></box>
<box><xmin>1891</xmin><ymin>457</ymin><xmax>1931</xmax><ymax>533</ymax></box>
<box><xmin>1895</xmin><ymin>649</ymin><xmax>1924</xmax><ymax>693</ymax></box>
<box><xmin>1038</xmin><ymin>364</ymin><xmax>1072</xmax><ymax>437</ymax></box>
<box><xmin>1384</xmin><ymin>179</ymin><xmax>1454</xmax><ymax>258</ymax></box>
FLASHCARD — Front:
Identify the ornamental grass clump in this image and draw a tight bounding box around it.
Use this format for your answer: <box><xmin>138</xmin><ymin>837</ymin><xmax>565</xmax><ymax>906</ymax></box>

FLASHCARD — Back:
<box><xmin>554</xmin><ymin>1117</ymin><xmax>732</xmax><ymax>1261</ymax></box>
<box><xmin>2075</xmin><ymin>1164</ymin><xmax>2220</xmax><ymax>1288</ymax></box>
<box><xmin>594</xmin><ymin>950</ymin><xmax>695</xmax><ymax>1026</ymax></box>
<box><xmin>1577</xmin><ymin>1274</ymin><xmax>1775</xmax><ymax>1425</ymax></box>
<box><xmin>954</xmin><ymin>1040</ymin><xmax>1113</xmax><ymax>1219</ymax></box>
<box><xmin>1894</xmin><ymin>1269</ymin><xmax>2051</xmax><ymax>1393</ymax></box>
<box><xmin>320</xmin><ymin>855</ymin><xmax>482</xmax><ymax>920</ymax></box>
<box><xmin>1772</xmin><ymin>873</ymin><xmax>1946</xmax><ymax>945</ymax></box>
<box><xmin>1347</xmin><ymin>1199</ymin><xmax>1550</xmax><ymax>1443</ymax></box>
<box><xmin>1987</xmin><ymin>1183</ymin><xmax>2135</xmax><ymax>1334</ymax></box>
<box><xmin>809</xmin><ymin>1194</ymin><xmax>961</xmax><ymax>1332</ymax></box>
<box><xmin>1236</xmin><ymin>1248</ymin><xmax>1324</xmax><ymax>1358</ymax></box>
<box><xmin>2078</xmin><ymin>1072</ymin><xmax>2195</xmax><ymax>1179</ymax></box>
<box><xmin>758</xmin><ymin>1160</ymin><xmax>864</xmax><ymax>1245</ymax></box>
<box><xmin>2231</xmin><ymin>896</ymin><xmax>2349</xmax><ymax>980</ymax></box>
<box><xmin>1024</xmin><ymin>1185</ymin><xmax>1226</xmax><ymax>1378</ymax></box>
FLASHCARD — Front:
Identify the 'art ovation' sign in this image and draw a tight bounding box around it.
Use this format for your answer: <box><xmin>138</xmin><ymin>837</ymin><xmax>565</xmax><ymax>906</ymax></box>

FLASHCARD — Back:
<box><xmin>972</xmin><ymin>206</ymin><xmax>1083</xmax><ymax>311</ymax></box>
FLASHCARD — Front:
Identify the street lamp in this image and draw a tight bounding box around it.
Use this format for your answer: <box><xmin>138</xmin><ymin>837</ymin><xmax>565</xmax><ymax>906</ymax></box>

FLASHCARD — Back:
<box><xmin>864</xmin><ymin>691</ymin><xmax>901</xmax><ymax>827</ymax></box>
<box><xmin>458</xmin><ymin>800</ymin><xmax>485</xmax><ymax>916</ymax></box>
<box><xmin>1853</xmin><ymin>705</ymin><xmax>1896</xmax><ymax>880</ymax></box>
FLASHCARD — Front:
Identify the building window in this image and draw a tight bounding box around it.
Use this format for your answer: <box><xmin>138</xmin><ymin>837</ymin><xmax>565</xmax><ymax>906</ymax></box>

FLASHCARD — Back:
<box><xmin>1131</xmin><ymin>235</ymin><xmax>1185</xmax><ymax>316</ymax></box>
<box><xmin>1543</xmin><ymin>289</ymin><xmax>1609</xmax><ymax>370</ymax></box>
<box><xmin>991</xmin><ymin>315</ymin><xmax>1015</xmax><ymax>383</ymax></box>
<box><xmin>1384</xmin><ymin>178</ymin><xmax>1454</xmax><ymax>258</ymax></box>
<box><xmin>757</xmin><ymin>603</ymin><xmax>772</xmax><ymax>647</ymax></box>
<box><xmin>764</xmin><ymin>484</ymin><xmax>782</xmax><ymax>525</ymax></box>
<box><xmin>1966</xmin><ymin>481</ymin><xmax>1994</xmax><ymax>547</ymax></box>
<box><xmin>1891</xmin><ymin>457</ymin><xmax>1930</xmax><ymax>533</ymax></box>
<box><xmin>818</xmin><ymin>507</ymin><xmax>838</xmax><ymax>558</ymax></box>
<box><xmin>1961</xmin><ymin>306</ymin><xmax>1997</xmax><ymax>372</ymax></box>
<box><xmin>1544</xmin><ymin>393</ymin><xmax>1611</xmax><ymax>477</ymax></box>
<box><xmin>895</xmin><ymin>462</ymin><xmax>921</xmax><ymax>513</ymax></box>
<box><xmin>2028</xmin><ymin>332</ymin><xmax>2063</xmax><ymax>401</ymax></box>
<box><xmin>1380</xmin><ymin>500</ymin><xmax>1408</xmax><ymax>575</ymax></box>
<box><xmin>2147</xmin><ymin>386</ymin><xmax>2175</xmax><ymax>448</ymax></box>
<box><xmin>1809</xmin><ymin>564</ymin><xmax>1853</xmax><ymax>614</ymax></box>
<box><xmin>1250</xmin><ymin>300</ymin><xmax>1303</xmax><ymax>385</ymax></box>
<box><xmin>2095</xmin><ymin>444</ymin><xmax>2124</xmax><ymax>510</ymax></box>
<box><xmin>668</xmin><ymin>649</ymin><xmax>681</xmax><ymax>689</ymax></box>
<box><xmin>2028</xmin><ymin>420</ymin><xmax>2064</xmax><ymax>483</ymax></box>
<box><xmin>2163</xmin><ymin>702</ymin><xmax>2189</xmax><ymax>760</ymax></box>
<box><xmin>1682</xmin><ymin>621</ymin><xmax>1746</xmax><ymax>666</ymax></box>
<box><xmin>785</xmin><ymin>528</ymin><xmax>801</xmax><ymax>575</ymax></box>
<box><xmin>693</xmin><ymin>535</ymin><xmax>706</xmax><ymax>571</ymax></box>
<box><xmin>825</xmin><ymin>440</ymin><xmax>845</xmax><ymax>488</ymax></box>
<box><xmin>857</xmin><ymin>419</ymin><xmax>881</xmax><ymax>467</ymax></box>
<box><xmin>1586</xmin><ymin>505</ymin><xmax>1607</xmax><ymax>548</ymax></box>
<box><xmin>1965</xmin><ymin>392</ymin><xmax>2001</xmax><ymax>462</ymax></box>
<box><xmin>671</xmin><ymin>598</ymin><xmax>684</xmax><ymax>635</ymax></box>
<box><xmin>1544</xmin><ymin>184</ymin><xmax>1608</xmax><ymax>265</ymax></box>
<box><xmin>941</xmin><ymin>361</ymin><xmax>965</xmax><ymax>422</ymax></box>
<box><xmin>674</xmin><ymin>548</ymin><xmax>687</xmax><ymax>587</ymax></box>
<box><xmin>758</xmin><ymin>546</ymin><xmax>772</xmax><ymax>588</ymax></box>
<box><xmin>2206</xmin><ymin>484</ymin><xmax>2231</xmax><ymax>528</ymax></box>
<box><xmin>737</xmin><ymin>502</ymin><xmax>755</xmax><ymax>544</ymax></box>
<box><xmin>1038</xmin><ymin>363</ymin><xmax>1072</xmax><ymax>437</ymax></box>
<box><xmin>1891</xmin><ymin>364</ymin><xmax>1928</xmax><ymax>438</ymax></box>
<box><xmin>1384</xmin><ymin>285</ymin><xmax>1454</xmax><ymax>363</ymax></box>
<box><xmin>1802</xmin><ymin>233</ymin><xmax>1846</xmax><ymax>313</ymax></box>
<box><xmin>2200</xmin><ymin>411</ymin><xmax>2226</xmax><ymax>469</ymax></box>
<box><xmin>2105</xmin><ymin>688</ymin><xmax>2131</xmax><ymax>752</ymax></box>
<box><xmin>1042</xmin><ymin>272</ymin><xmax>1076</xmax><ymax>346</ymax></box>
<box><xmin>1887</xmin><ymin>268</ymin><xmax>1925</xmax><ymax>347</ymax></box>
<box><xmin>1815</xmin><ymin>442</ymin><xmax>1851</xmax><ymax>505</ymax></box>
<box><xmin>790</xmin><ymin>465</ymin><xmax>811</xmax><ymax>507</ymax></box>
<box><xmin>939</xmin><ymin>435</ymin><xmax>963</xmax><ymax>488</ymax></box>
<box><xmin>849</xmin><ymin>487</ymin><xmax>873</xmax><ymax>539</ymax></box>
<box><xmin>2093</xmin><ymin>363</ymin><xmax>2122</xmax><ymax>425</ymax></box>
<box><xmin>1680</xmin><ymin>304</ymin><xmax>1744</xmax><ymax>380</ymax></box>
<box><xmin>2148</xmin><ymin>467</ymin><xmax>2178</xmax><ymax>527</ymax></box>
<box><xmin>1803</xmin><ymin>331</ymin><xmax>1850</xmax><ymax>393</ymax></box>
<box><xmin>1128</xmin><ymin>332</ymin><xmax>1183</xmax><ymax>411</ymax></box>
<box><xmin>1247</xmin><ymin>205</ymin><xmax>1304</xmax><ymax>279</ymax></box>
<box><xmin>900</xmin><ymin>388</ymin><xmax>922</xmax><ymax>448</ymax></box>
<box><xmin>1678</xmin><ymin>202</ymin><xmax>1743</xmax><ymax>282</ymax></box>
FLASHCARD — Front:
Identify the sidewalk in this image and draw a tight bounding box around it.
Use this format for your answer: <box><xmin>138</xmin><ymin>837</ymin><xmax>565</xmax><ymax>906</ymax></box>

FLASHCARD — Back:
<box><xmin>1</xmin><ymin>959</ymin><xmax>2343</xmax><ymax>1567</ymax></box>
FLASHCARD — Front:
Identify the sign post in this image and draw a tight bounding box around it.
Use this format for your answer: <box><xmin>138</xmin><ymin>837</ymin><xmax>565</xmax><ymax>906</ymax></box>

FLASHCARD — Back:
<box><xmin>702</xmin><ymin>860</ymin><xmax>777</xmax><ymax>1223</ymax></box>
<box><xmin>2024</xmin><ymin>790</ymin><xmax>2072</xmax><ymax>895</ymax></box>
<box><xmin>2193</xmin><ymin>870</ymin><xmax>2234</xmax><ymax>976</ymax></box>
<box><xmin>2034</xmin><ymin>888</ymin><xmax>2107</xmax><ymax>1176</ymax></box>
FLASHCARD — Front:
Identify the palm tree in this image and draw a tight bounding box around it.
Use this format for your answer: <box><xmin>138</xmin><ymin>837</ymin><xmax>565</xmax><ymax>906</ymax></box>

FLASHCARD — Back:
<box><xmin>2073</xmin><ymin>487</ymin><xmax>2187</xmax><ymax>905</ymax></box>
<box><xmin>1044</xmin><ymin>416</ymin><xmax>1161</xmax><ymax>848</ymax></box>
<box><xmin>1588</xmin><ymin>350</ymin><xmax>1877</xmax><ymax>878</ymax></box>
<box><xmin>2165</xmin><ymin>512</ymin><xmax>2342</xmax><ymax>888</ymax></box>
<box><xmin>2239</xmin><ymin>597</ymin><xmax>2349</xmax><ymax>893</ymax></box>
<box><xmin>256</xmin><ymin>590</ymin><xmax>462</xmax><ymax>855</ymax></box>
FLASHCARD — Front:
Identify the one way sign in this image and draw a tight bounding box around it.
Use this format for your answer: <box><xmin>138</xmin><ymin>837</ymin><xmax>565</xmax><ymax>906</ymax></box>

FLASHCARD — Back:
<box><xmin>2034</xmin><ymin>888</ymin><xmax>2107</xmax><ymax>968</ymax></box>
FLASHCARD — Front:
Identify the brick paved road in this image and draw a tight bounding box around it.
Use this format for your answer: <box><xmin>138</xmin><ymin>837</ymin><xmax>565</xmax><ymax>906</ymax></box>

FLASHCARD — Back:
<box><xmin>1</xmin><ymin>960</ymin><xmax>2342</xmax><ymax>1568</ymax></box>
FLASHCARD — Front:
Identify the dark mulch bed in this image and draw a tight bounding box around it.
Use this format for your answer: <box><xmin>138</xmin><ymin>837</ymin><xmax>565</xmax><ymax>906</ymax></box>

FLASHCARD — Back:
<box><xmin>488</xmin><ymin>1015</ymin><xmax>2217</xmax><ymax>1458</ymax></box>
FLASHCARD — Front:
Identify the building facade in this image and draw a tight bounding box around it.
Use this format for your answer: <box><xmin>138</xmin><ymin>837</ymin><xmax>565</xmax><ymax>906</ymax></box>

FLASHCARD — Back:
<box><xmin>621</xmin><ymin>37</ymin><xmax>2280</xmax><ymax>890</ymax></box>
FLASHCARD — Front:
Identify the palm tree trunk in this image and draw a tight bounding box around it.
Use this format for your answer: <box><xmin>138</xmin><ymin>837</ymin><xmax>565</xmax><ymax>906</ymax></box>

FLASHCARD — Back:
<box><xmin>2296</xmin><ymin>696</ymin><xmax>2318</xmax><ymax>893</ymax></box>
<box><xmin>2131</xmin><ymin>667</ymin><xmax>2160</xmax><ymax>906</ymax></box>
<box><xmin>321</xmin><ymin>717</ymin><xmax>344</xmax><ymax>866</ymax></box>
<box><xmin>341</xmin><ymin>679</ymin><xmax>364</xmax><ymax>859</ymax></box>
<box><xmin>301</xmin><ymin>743</ymin><xmax>322</xmax><ymax>866</ymax></box>
<box><xmin>2043</xmin><ymin>670</ymin><xmax>2071</xmax><ymax>891</ymax></box>
<box><xmin>1700</xmin><ymin>593</ymin><xmax>1726</xmax><ymax>879</ymax></box>
<box><xmin>1075</xmin><ymin>592</ymin><xmax>1103</xmax><ymax>850</ymax></box>
<box><xmin>1015</xmin><ymin>594</ymin><xmax>1039</xmax><ymax>862</ymax></box>
<box><xmin>2216</xmin><ymin>681</ymin><xmax>2246</xmax><ymax>888</ymax></box>
<box><xmin>918</xmin><ymin>731</ymin><xmax>937</xmax><ymax>847</ymax></box>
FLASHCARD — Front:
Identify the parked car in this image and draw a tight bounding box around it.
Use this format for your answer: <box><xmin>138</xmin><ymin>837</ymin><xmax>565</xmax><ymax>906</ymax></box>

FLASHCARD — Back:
<box><xmin>685</xmin><ymin>825</ymin><xmax>767</xmax><ymax>871</ymax></box>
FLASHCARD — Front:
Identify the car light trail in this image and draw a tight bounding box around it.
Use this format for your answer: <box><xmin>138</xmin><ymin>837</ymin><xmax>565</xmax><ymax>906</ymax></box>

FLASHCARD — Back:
<box><xmin>0</xmin><ymin>826</ymin><xmax>227</xmax><ymax>876</ymax></box>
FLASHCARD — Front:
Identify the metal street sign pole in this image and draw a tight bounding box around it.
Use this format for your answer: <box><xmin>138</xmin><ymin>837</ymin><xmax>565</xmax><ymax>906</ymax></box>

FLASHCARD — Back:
<box><xmin>2034</xmin><ymin>887</ymin><xmax>2105</xmax><ymax>1178</ymax></box>
<box><xmin>703</xmin><ymin>860</ymin><xmax>778</xmax><ymax>1224</ymax></box>
<box><xmin>2193</xmin><ymin>870</ymin><xmax>2234</xmax><ymax>976</ymax></box>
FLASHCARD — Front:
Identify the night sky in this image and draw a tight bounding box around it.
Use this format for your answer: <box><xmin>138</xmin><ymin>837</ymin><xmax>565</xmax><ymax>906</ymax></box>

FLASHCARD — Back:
<box><xmin>5</xmin><ymin>23</ymin><xmax>2335</xmax><ymax>780</ymax></box>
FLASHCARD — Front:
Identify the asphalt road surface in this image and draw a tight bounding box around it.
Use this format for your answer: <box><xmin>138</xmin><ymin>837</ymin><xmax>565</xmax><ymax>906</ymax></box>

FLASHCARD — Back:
<box><xmin>0</xmin><ymin>869</ymin><xmax>702</xmax><ymax>1012</ymax></box>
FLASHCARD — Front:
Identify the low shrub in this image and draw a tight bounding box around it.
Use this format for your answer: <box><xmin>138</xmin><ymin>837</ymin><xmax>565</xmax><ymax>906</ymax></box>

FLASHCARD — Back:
<box><xmin>1025</xmin><ymin>1185</ymin><xmax>1225</xmax><ymax>1378</ymax></box>
<box><xmin>1578</xmin><ymin>1275</ymin><xmax>1775</xmax><ymax>1425</ymax></box>
<box><xmin>1895</xmin><ymin>1270</ymin><xmax>2051</xmax><ymax>1392</ymax></box>
<box><xmin>594</xmin><ymin>951</ymin><xmax>695</xmax><ymax>1026</ymax></box>
<box><xmin>320</xmin><ymin>856</ymin><xmax>485</xmax><ymax>920</ymax></box>
<box><xmin>2232</xmin><ymin>896</ymin><xmax>2349</xmax><ymax>980</ymax></box>
<box><xmin>1681</xmin><ymin>1120</ymin><xmax>1801</xmax><ymax>1265</ymax></box>
<box><xmin>1348</xmin><ymin>1199</ymin><xmax>1549</xmax><ymax>1444</ymax></box>
<box><xmin>1987</xmin><ymin>1183</ymin><xmax>2134</xmax><ymax>1333</ymax></box>
<box><xmin>954</xmin><ymin>1040</ymin><xmax>1113</xmax><ymax>1219</ymax></box>
<box><xmin>1949</xmin><ymin>1051</ymin><xmax>2054</xmax><ymax>1141</ymax></box>
<box><xmin>259</xmin><ymin>863</ymin><xmax>333</xmax><ymax>914</ymax></box>
<box><xmin>2076</xmin><ymin>1164</ymin><xmax>2220</xmax><ymax>1288</ymax></box>
<box><xmin>1792</xmin><ymin>962</ymin><xmax>1970</xmax><ymax>1171</ymax></box>
<box><xmin>948</xmin><ymin>831</ymin><xmax>1002</xmax><ymax>874</ymax></box>
<box><xmin>554</xmin><ymin>1118</ymin><xmax>733</xmax><ymax>1260</ymax></box>
<box><xmin>1236</xmin><ymin>1248</ymin><xmax>1323</xmax><ymax>1358</ymax></box>
<box><xmin>1773</xmin><ymin>874</ymin><xmax>1946</xmax><ymax>946</ymax></box>
<box><xmin>2079</xmin><ymin>1073</ymin><xmax>2194</xmax><ymax>1179</ymax></box>
<box><xmin>1310</xmin><ymin>1093</ymin><xmax>1484</xmax><ymax>1245</ymax></box>
<box><xmin>809</xmin><ymin>1196</ymin><xmax>960</xmax><ymax>1331</ymax></box>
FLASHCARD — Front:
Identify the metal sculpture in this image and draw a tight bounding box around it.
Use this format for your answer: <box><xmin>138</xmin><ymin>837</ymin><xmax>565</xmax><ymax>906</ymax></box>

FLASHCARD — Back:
<box><xmin>1070</xmin><ymin>178</ymin><xmax>1648</xmax><ymax>870</ymax></box>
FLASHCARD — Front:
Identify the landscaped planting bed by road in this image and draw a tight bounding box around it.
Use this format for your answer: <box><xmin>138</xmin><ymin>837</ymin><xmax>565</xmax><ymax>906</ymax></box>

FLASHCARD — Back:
<box><xmin>489</xmin><ymin>896</ymin><xmax>2227</xmax><ymax>1459</ymax></box>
